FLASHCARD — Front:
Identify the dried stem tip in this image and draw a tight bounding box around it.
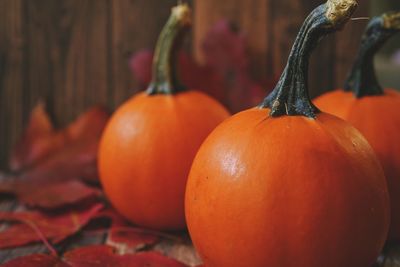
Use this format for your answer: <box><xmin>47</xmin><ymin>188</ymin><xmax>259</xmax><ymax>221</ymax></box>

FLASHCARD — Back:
<box><xmin>171</xmin><ymin>3</ymin><xmax>192</xmax><ymax>27</ymax></box>
<box><xmin>147</xmin><ymin>3</ymin><xmax>192</xmax><ymax>95</ymax></box>
<box><xmin>326</xmin><ymin>0</ymin><xmax>358</xmax><ymax>26</ymax></box>
<box><xmin>382</xmin><ymin>11</ymin><xmax>400</xmax><ymax>30</ymax></box>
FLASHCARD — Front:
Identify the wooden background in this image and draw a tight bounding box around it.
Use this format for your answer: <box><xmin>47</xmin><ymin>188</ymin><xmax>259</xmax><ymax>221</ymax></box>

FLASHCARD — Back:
<box><xmin>0</xmin><ymin>0</ymin><xmax>370</xmax><ymax>168</ymax></box>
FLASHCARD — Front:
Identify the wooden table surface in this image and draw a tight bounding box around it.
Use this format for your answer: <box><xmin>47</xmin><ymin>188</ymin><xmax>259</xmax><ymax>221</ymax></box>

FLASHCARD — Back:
<box><xmin>0</xmin><ymin>196</ymin><xmax>202</xmax><ymax>266</ymax></box>
<box><xmin>1</xmin><ymin>195</ymin><xmax>400</xmax><ymax>266</ymax></box>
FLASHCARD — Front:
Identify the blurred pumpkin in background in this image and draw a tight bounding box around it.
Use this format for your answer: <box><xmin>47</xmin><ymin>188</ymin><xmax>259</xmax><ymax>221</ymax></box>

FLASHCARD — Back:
<box><xmin>314</xmin><ymin>11</ymin><xmax>400</xmax><ymax>240</ymax></box>
<box><xmin>98</xmin><ymin>4</ymin><xmax>229</xmax><ymax>231</ymax></box>
<box><xmin>186</xmin><ymin>1</ymin><xmax>390</xmax><ymax>267</ymax></box>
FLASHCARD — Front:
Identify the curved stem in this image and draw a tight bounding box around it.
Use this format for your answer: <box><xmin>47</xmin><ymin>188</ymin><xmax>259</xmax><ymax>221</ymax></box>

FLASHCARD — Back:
<box><xmin>146</xmin><ymin>4</ymin><xmax>191</xmax><ymax>95</ymax></box>
<box><xmin>344</xmin><ymin>11</ymin><xmax>400</xmax><ymax>98</ymax></box>
<box><xmin>260</xmin><ymin>0</ymin><xmax>357</xmax><ymax>118</ymax></box>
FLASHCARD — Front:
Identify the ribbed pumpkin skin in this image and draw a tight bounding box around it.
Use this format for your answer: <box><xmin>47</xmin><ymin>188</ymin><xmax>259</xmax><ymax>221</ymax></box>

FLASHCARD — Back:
<box><xmin>315</xmin><ymin>88</ymin><xmax>400</xmax><ymax>239</ymax></box>
<box><xmin>99</xmin><ymin>90</ymin><xmax>229</xmax><ymax>230</ymax></box>
<box><xmin>185</xmin><ymin>109</ymin><xmax>389</xmax><ymax>267</ymax></box>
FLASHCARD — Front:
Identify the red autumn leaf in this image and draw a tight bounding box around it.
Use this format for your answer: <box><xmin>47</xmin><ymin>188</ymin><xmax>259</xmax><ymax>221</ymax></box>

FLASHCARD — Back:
<box><xmin>0</xmin><ymin>144</ymin><xmax>103</xmax><ymax>208</ymax></box>
<box><xmin>16</xmin><ymin>180</ymin><xmax>101</xmax><ymax>209</ymax></box>
<box><xmin>0</xmin><ymin>105</ymin><xmax>109</xmax><ymax>207</ymax></box>
<box><xmin>8</xmin><ymin>104</ymin><xmax>109</xmax><ymax>176</ymax></box>
<box><xmin>200</xmin><ymin>20</ymin><xmax>248</xmax><ymax>75</ymax></box>
<box><xmin>0</xmin><ymin>203</ymin><xmax>103</xmax><ymax>249</ymax></box>
<box><xmin>28</xmin><ymin>138</ymin><xmax>100</xmax><ymax>183</ymax></box>
<box><xmin>63</xmin><ymin>245</ymin><xmax>189</xmax><ymax>267</ymax></box>
<box><xmin>93</xmin><ymin>209</ymin><xmax>201</xmax><ymax>265</ymax></box>
<box><xmin>130</xmin><ymin>20</ymin><xmax>274</xmax><ymax>113</ymax></box>
<box><xmin>106</xmin><ymin>226</ymin><xmax>161</xmax><ymax>254</ymax></box>
<box><xmin>154</xmin><ymin>239</ymin><xmax>202</xmax><ymax>267</ymax></box>
<box><xmin>92</xmin><ymin>208</ymin><xmax>128</xmax><ymax>227</ymax></box>
<box><xmin>93</xmin><ymin>208</ymin><xmax>162</xmax><ymax>254</ymax></box>
<box><xmin>9</xmin><ymin>102</ymin><xmax>55</xmax><ymax>171</ymax></box>
<box><xmin>179</xmin><ymin>53</ymin><xmax>226</xmax><ymax>103</ymax></box>
<box><xmin>192</xmin><ymin>20</ymin><xmax>272</xmax><ymax>111</ymax></box>
<box><xmin>2</xmin><ymin>245</ymin><xmax>189</xmax><ymax>267</ymax></box>
<box><xmin>129</xmin><ymin>49</ymin><xmax>153</xmax><ymax>86</ymax></box>
<box><xmin>1</xmin><ymin>254</ymin><xmax>68</xmax><ymax>267</ymax></box>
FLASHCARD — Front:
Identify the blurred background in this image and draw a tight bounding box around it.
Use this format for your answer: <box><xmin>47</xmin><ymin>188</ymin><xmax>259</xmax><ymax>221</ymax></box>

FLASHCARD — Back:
<box><xmin>0</xmin><ymin>0</ymin><xmax>399</xmax><ymax>168</ymax></box>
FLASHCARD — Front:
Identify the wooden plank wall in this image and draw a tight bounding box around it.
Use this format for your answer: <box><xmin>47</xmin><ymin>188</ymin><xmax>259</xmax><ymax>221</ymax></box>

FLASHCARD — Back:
<box><xmin>0</xmin><ymin>0</ymin><xmax>185</xmax><ymax>168</ymax></box>
<box><xmin>0</xmin><ymin>0</ymin><xmax>368</xmax><ymax>168</ymax></box>
<box><xmin>194</xmin><ymin>0</ymin><xmax>369</xmax><ymax>96</ymax></box>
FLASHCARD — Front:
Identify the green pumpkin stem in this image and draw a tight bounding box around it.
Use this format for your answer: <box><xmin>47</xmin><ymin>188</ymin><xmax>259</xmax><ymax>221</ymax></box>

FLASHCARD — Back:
<box><xmin>260</xmin><ymin>0</ymin><xmax>357</xmax><ymax>118</ymax></box>
<box><xmin>344</xmin><ymin>11</ymin><xmax>400</xmax><ymax>98</ymax></box>
<box><xmin>147</xmin><ymin>4</ymin><xmax>191</xmax><ymax>95</ymax></box>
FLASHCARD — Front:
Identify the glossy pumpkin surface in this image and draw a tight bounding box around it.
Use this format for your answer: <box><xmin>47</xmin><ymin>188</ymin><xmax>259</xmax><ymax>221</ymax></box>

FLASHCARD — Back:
<box><xmin>98</xmin><ymin>4</ymin><xmax>229</xmax><ymax>230</ymax></box>
<box><xmin>186</xmin><ymin>109</ymin><xmax>389</xmax><ymax>267</ymax></box>
<box><xmin>185</xmin><ymin>1</ymin><xmax>390</xmax><ymax>266</ymax></box>
<box><xmin>99</xmin><ymin>91</ymin><xmax>228</xmax><ymax>230</ymax></box>
<box><xmin>315</xmin><ymin>89</ymin><xmax>400</xmax><ymax>239</ymax></box>
<box><xmin>315</xmin><ymin>11</ymin><xmax>400</xmax><ymax>240</ymax></box>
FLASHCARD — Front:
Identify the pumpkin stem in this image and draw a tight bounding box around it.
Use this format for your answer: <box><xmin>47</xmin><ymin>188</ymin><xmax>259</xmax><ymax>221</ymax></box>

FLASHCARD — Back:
<box><xmin>147</xmin><ymin>4</ymin><xmax>191</xmax><ymax>95</ymax></box>
<box><xmin>344</xmin><ymin>11</ymin><xmax>400</xmax><ymax>98</ymax></box>
<box><xmin>260</xmin><ymin>0</ymin><xmax>357</xmax><ymax>118</ymax></box>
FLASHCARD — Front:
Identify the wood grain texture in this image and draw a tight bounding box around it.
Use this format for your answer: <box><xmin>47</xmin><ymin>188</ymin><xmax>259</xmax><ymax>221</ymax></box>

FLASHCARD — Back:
<box><xmin>110</xmin><ymin>0</ymin><xmax>181</xmax><ymax>107</ymax></box>
<box><xmin>0</xmin><ymin>0</ymin><xmax>182</xmax><ymax>168</ymax></box>
<box><xmin>194</xmin><ymin>0</ymin><xmax>369</xmax><ymax>97</ymax></box>
<box><xmin>334</xmin><ymin>3</ymin><xmax>370</xmax><ymax>91</ymax></box>
<box><xmin>194</xmin><ymin>0</ymin><xmax>269</xmax><ymax>80</ymax></box>
<box><xmin>0</xmin><ymin>0</ymin><xmax>26</xmax><ymax>170</ymax></box>
<box><xmin>62</xmin><ymin>0</ymin><xmax>110</xmax><ymax>121</ymax></box>
<box><xmin>0</xmin><ymin>0</ymin><xmax>371</xmax><ymax>168</ymax></box>
<box><xmin>24</xmin><ymin>0</ymin><xmax>110</xmax><ymax>125</ymax></box>
<box><xmin>304</xmin><ymin>1</ymin><xmax>337</xmax><ymax>97</ymax></box>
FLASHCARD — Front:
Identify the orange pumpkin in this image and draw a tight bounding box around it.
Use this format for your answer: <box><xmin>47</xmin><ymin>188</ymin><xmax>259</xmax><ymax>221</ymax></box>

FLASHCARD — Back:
<box><xmin>315</xmin><ymin>11</ymin><xmax>400</xmax><ymax>240</ymax></box>
<box><xmin>98</xmin><ymin>4</ymin><xmax>229</xmax><ymax>230</ymax></box>
<box><xmin>185</xmin><ymin>1</ymin><xmax>390</xmax><ymax>266</ymax></box>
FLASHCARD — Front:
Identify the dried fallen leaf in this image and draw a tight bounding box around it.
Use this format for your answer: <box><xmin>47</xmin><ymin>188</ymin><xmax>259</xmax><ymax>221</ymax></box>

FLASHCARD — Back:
<box><xmin>194</xmin><ymin>20</ymin><xmax>274</xmax><ymax>111</ymax></box>
<box><xmin>8</xmin><ymin>104</ymin><xmax>108</xmax><ymax>177</ymax></box>
<box><xmin>92</xmin><ymin>208</ymin><xmax>127</xmax><ymax>226</ymax></box>
<box><xmin>18</xmin><ymin>138</ymin><xmax>101</xmax><ymax>184</ymax></box>
<box><xmin>93</xmin><ymin>208</ymin><xmax>162</xmax><ymax>254</ymax></box>
<box><xmin>64</xmin><ymin>245</ymin><xmax>189</xmax><ymax>267</ymax></box>
<box><xmin>2</xmin><ymin>245</ymin><xmax>189</xmax><ymax>267</ymax></box>
<box><xmin>0</xmin><ymin>203</ymin><xmax>103</xmax><ymax>249</ymax></box>
<box><xmin>0</xmin><ymin>105</ymin><xmax>109</xmax><ymax>208</ymax></box>
<box><xmin>106</xmin><ymin>226</ymin><xmax>160</xmax><ymax>254</ymax></box>
<box><xmin>129</xmin><ymin>49</ymin><xmax>153</xmax><ymax>88</ymax></box>
<box><xmin>154</xmin><ymin>236</ymin><xmax>202</xmax><ymax>267</ymax></box>
<box><xmin>9</xmin><ymin>103</ymin><xmax>55</xmax><ymax>171</ymax></box>
<box><xmin>93</xmin><ymin>209</ymin><xmax>201</xmax><ymax>266</ymax></box>
<box><xmin>1</xmin><ymin>254</ymin><xmax>68</xmax><ymax>267</ymax></box>
<box><xmin>17</xmin><ymin>180</ymin><xmax>101</xmax><ymax>210</ymax></box>
<box><xmin>0</xmin><ymin>159</ymin><xmax>102</xmax><ymax>209</ymax></box>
